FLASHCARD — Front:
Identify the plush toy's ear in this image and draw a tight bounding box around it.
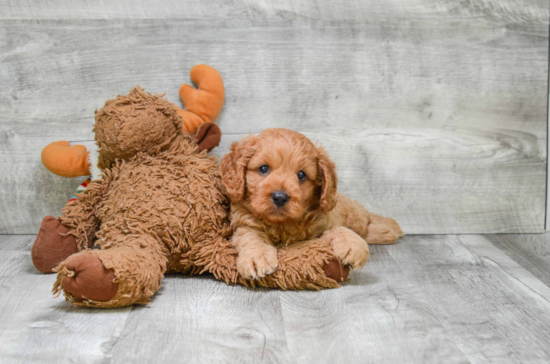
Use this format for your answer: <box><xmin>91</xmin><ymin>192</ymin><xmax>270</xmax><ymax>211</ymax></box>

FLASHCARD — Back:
<box><xmin>195</xmin><ymin>122</ymin><xmax>222</xmax><ymax>152</ymax></box>
<box><xmin>316</xmin><ymin>146</ymin><xmax>338</xmax><ymax>213</ymax></box>
<box><xmin>41</xmin><ymin>141</ymin><xmax>91</xmax><ymax>177</ymax></box>
<box><xmin>220</xmin><ymin>135</ymin><xmax>257</xmax><ymax>202</ymax></box>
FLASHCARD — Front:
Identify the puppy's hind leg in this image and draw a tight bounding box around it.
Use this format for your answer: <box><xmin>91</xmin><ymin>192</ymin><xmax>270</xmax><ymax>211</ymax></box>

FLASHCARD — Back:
<box><xmin>370</xmin><ymin>213</ymin><xmax>403</xmax><ymax>238</ymax></box>
<box><xmin>338</xmin><ymin>195</ymin><xmax>403</xmax><ymax>245</ymax></box>
<box><xmin>366</xmin><ymin>213</ymin><xmax>403</xmax><ymax>245</ymax></box>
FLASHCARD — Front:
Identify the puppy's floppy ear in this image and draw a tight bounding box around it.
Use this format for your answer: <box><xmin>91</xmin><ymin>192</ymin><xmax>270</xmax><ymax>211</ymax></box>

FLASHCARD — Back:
<box><xmin>316</xmin><ymin>146</ymin><xmax>338</xmax><ymax>213</ymax></box>
<box><xmin>220</xmin><ymin>134</ymin><xmax>257</xmax><ymax>202</ymax></box>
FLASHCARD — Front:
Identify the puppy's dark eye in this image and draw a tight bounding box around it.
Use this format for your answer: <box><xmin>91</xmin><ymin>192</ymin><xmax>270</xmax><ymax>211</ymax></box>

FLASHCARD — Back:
<box><xmin>297</xmin><ymin>170</ymin><xmax>307</xmax><ymax>181</ymax></box>
<box><xmin>258</xmin><ymin>165</ymin><xmax>270</xmax><ymax>174</ymax></box>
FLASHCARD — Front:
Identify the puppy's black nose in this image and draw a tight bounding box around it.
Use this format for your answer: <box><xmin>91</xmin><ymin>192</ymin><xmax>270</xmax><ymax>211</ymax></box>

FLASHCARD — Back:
<box><xmin>271</xmin><ymin>191</ymin><xmax>289</xmax><ymax>208</ymax></box>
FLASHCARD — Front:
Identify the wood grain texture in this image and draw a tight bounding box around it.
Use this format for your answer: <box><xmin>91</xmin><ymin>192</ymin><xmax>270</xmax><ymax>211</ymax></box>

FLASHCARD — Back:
<box><xmin>279</xmin><ymin>252</ymin><xmax>469</xmax><ymax>363</ymax></box>
<box><xmin>385</xmin><ymin>234</ymin><xmax>550</xmax><ymax>363</ymax></box>
<box><xmin>1</xmin><ymin>0</ymin><xmax>548</xmax><ymax>23</ymax></box>
<box><xmin>110</xmin><ymin>277</ymin><xmax>289</xmax><ymax>363</ymax></box>
<box><xmin>278</xmin><ymin>234</ymin><xmax>550</xmax><ymax>363</ymax></box>
<box><xmin>485</xmin><ymin>233</ymin><xmax>550</xmax><ymax>287</ymax></box>
<box><xmin>0</xmin><ymin>0</ymin><xmax>548</xmax><ymax>233</ymax></box>
<box><xmin>3</xmin><ymin>233</ymin><xmax>550</xmax><ymax>363</ymax></box>
<box><xmin>0</xmin><ymin>235</ymin><xmax>132</xmax><ymax>363</ymax></box>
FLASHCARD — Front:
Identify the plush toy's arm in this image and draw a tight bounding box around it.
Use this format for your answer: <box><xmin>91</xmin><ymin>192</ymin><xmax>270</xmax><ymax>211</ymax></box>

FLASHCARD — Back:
<box><xmin>175</xmin><ymin>64</ymin><xmax>225</xmax><ymax>134</ymax></box>
<box><xmin>59</xmin><ymin>173</ymin><xmax>111</xmax><ymax>250</ymax></box>
<box><xmin>31</xmin><ymin>177</ymin><xmax>101</xmax><ymax>273</ymax></box>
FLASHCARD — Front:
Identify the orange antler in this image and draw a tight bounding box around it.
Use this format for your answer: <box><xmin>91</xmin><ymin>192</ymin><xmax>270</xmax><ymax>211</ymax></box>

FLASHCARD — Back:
<box><xmin>175</xmin><ymin>65</ymin><xmax>225</xmax><ymax>134</ymax></box>
<box><xmin>41</xmin><ymin>141</ymin><xmax>90</xmax><ymax>177</ymax></box>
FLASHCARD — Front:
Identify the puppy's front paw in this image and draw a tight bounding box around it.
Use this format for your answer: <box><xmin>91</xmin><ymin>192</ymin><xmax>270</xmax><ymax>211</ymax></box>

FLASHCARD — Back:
<box><xmin>237</xmin><ymin>244</ymin><xmax>279</xmax><ymax>280</ymax></box>
<box><xmin>321</xmin><ymin>227</ymin><xmax>370</xmax><ymax>270</ymax></box>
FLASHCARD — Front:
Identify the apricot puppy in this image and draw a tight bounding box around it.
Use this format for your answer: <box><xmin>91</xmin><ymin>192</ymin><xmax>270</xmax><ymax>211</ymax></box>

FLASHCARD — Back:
<box><xmin>221</xmin><ymin>128</ymin><xmax>403</xmax><ymax>280</ymax></box>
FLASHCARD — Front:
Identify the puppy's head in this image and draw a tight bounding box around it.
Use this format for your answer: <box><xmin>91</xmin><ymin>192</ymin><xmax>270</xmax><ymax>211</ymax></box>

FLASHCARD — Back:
<box><xmin>221</xmin><ymin>128</ymin><xmax>337</xmax><ymax>224</ymax></box>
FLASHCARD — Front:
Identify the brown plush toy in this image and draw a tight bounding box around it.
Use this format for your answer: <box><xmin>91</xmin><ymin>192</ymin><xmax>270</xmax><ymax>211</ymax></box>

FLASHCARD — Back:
<box><xmin>31</xmin><ymin>65</ymin><xmax>351</xmax><ymax>308</ymax></box>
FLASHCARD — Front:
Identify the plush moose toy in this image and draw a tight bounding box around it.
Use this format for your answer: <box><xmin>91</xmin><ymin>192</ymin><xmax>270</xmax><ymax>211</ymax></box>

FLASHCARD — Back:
<box><xmin>32</xmin><ymin>65</ymin><xmax>352</xmax><ymax>308</ymax></box>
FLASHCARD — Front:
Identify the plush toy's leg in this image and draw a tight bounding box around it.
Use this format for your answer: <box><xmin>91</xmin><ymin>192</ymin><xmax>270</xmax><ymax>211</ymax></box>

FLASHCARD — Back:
<box><xmin>183</xmin><ymin>234</ymin><xmax>240</xmax><ymax>285</ymax></box>
<box><xmin>32</xmin><ymin>178</ymin><xmax>106</xmax><ymax>273</ymax></box>
<box><xmin>323</xmin><ymin>258</ymin><xmax>350</xmax><ymax>282</ymax></box>
<box><xmin>186</xmin><ymin>234</ymin><xmax>348</xmax><ymax>289</ymax></box>
<box><xmin>252</xmin><ymin>239</ymin><xmax>348</xmax><ymax>290</ymax></box>
<box><xmin>32</xmin><ymin>216</ymin><xmax>79</xmax><ymax>273</ymax></box>
<box><xmin>54</xmin><ymin>251</ymin><xmax>119</xmax><ymax>301</ymax></box>
<box><xmin>53</xmin><ymin>234</ymin><xmax>167</xmax><ymax>308</ymax></box>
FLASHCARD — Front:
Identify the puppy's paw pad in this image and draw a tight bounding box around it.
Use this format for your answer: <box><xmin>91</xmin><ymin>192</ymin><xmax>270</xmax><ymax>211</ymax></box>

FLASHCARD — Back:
<box><xmin>237</xmin><ymin>245</ymin><xmax>279</xmax><ymax>280</ymax></box>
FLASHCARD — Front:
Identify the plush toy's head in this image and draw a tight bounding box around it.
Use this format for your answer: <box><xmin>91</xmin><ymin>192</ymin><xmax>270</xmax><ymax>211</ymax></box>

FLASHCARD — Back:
<box><xmin>94</xmin><ymin>87</ymin><xmax>183</xmax><ymax>169</ymax></box>
<box><xmin>41</xmin><ymin>65</ymin><xmax>225</xmax><ymax>178</ymax></box>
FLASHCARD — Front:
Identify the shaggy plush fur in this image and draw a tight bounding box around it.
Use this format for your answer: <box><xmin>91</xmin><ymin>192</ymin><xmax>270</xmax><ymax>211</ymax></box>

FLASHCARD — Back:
<box><xmin>95</xmin><ymin>87</ymin><xmax>182</xmax><ymax>169</ymax></box>
<box><xmin>53</xmin><ymin>134</ymin><xmax>237</xmax><ymax>307</ymax></box>
<box><xmin>221</xmin><ymin>129</ymin><xmax>403</xmax><ymax>280</ymax></box>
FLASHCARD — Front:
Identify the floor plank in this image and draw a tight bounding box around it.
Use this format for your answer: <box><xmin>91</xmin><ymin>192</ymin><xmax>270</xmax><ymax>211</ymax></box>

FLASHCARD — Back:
<box><xmin>279</xmin><ymin>249</ymin><xmax>469</xmax><ymax>363</ymax></box>
<box><xmin>386</xmin><ymin>235</ymin><xmax>550</xmax><ymax>363</ymax></box>
<box><xmin>1</xmin><ymin>0</ymin><xmax>548</xmax><ymax>22</ymax></box>
<box><xmin>0</xmin><ymin>235</ymin><xmax>132</xmax><ymax>363</ymax></box>
<box><xmin>484</xmin><ymin>234</ymin><xmax>550</xmax><ymax>287</ymax></box>
<box><xmin>110</xmin><ymin>276</ymin><xmax>289</xmax><ymax>363</ymax></box>
<box><xmin>3</xmin><ymin>234</ymin><xmax>550</xmax><ymax>363</ymax></box>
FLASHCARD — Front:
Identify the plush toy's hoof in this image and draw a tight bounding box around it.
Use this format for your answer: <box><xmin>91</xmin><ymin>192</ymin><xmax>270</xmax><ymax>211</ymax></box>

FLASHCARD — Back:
<box><xmin>32</xmin><ymin>216</ymin><xmax>78</xmax><ymax>273</ymax></box>
<box><xmin>323</xmin><ymin>259</ymin><xmax>350</xmax><ymax>282</ymax></box>
<box><xmin>61</xmin><ymin>254</ymin><xmax>119</xmax><ymax>302</ymax></box>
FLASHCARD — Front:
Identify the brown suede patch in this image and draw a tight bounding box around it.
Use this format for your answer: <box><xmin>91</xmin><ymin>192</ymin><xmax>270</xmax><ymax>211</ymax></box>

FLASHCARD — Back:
<box><xmin>323</xmin><ymin>258</ymin><xmax>350</xmax><ymax>282</ymax></box>
<box><xmin>61</xmin><ymin>253</ymin><xmax>119</xmax><ymax>302</ymax></box>
<box><xmin>32</xmin><ymin>216</ymin><xmax>78</xmax><ymax>273</ymax></box>
<box><xmin>195</xmin><ymin>122</ymin><xmax>222</xmax><ymax>152</ymax></box>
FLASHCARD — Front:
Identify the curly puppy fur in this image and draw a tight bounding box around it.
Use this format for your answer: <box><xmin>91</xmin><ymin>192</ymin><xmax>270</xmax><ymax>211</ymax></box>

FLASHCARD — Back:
<box><xmin>221</xmin><ymin>128</ymin><xmax>403</xmax><ymax>280</ymax></box>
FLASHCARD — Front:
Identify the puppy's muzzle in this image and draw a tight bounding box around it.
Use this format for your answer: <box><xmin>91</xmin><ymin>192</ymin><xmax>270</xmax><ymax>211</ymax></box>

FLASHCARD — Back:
<box><xmin>271</xmin><ymin>191</ymin><xmax>289</xmax><ymax>208</ymax></box>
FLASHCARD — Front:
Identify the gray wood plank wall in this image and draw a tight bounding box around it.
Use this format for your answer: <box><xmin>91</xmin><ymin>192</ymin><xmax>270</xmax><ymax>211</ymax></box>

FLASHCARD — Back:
<box><xmin>0</xmin><ymin>0</ymin><xmax>548</xmax><ymax>234</ymax></box>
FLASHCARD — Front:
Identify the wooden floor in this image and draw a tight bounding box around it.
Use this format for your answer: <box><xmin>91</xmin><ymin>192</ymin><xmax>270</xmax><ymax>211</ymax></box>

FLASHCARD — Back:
<box><xmin>1</xmin><ymin>234</ymin><xmax>550</xmax><ymax>363</ymax></box>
